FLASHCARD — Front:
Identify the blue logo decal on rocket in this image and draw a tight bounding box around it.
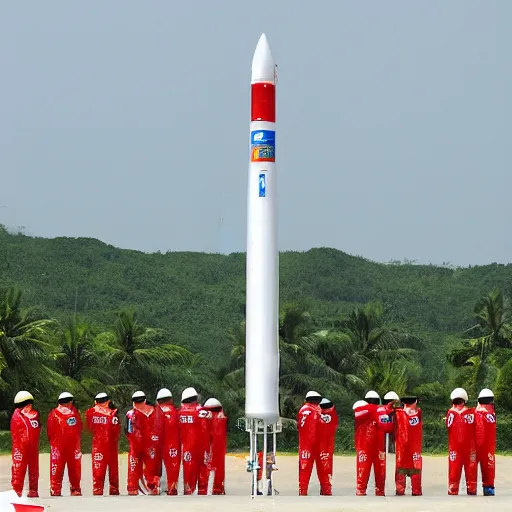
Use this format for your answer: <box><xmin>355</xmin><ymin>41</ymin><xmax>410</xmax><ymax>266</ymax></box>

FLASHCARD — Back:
<box><xmin>258</xmin><ymin>173</ymin><xmax>266</xmax><ymax>197</ymax></box>
<box><xmin>251</xmin><ymin>130</ymin><xmax>275</xmax><ymax>162</ymax></box>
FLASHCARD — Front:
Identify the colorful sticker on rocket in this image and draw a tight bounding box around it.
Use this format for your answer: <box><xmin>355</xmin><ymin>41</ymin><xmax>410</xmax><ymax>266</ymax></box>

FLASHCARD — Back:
<box><xmin>251</xmin><ymin>130</ymin><xmax>275</xmax><ymax>162</ymax></box>
<box><xmin>259</xmin><ymin>173</ymin><xmax>266</xmax><ymax>197</ymax></box>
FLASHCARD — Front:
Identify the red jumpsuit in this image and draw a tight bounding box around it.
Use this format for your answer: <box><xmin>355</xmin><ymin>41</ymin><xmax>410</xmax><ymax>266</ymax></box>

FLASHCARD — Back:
<box><xmin>474</xmin><ymin>404</ymin><xmax>496</xmax><ymax>490</ymax></box>
<box><xmin>178</xmin><ymin>404</ymin><xmax>211</xmax><ymax>495</ymax></box>
<box><xmin>446</xmin><ymin>406</ymin><xmax>477</xmax><ymax>495</ymax></box>
<box><xmin>125</xmin><ymin>404</ymin><xmax>163</xmax><ymax>495</ymax></box>
<box><xmin>317</xmin><ymin>405</ymin><xmax>339</xmax><ymax>495</ymax></box>
<box><xmin>159</xmin><ymin>403</ymin><xmax>181</xmax><ymax>495</ymax></box>
<box><xmin>394</xmin><ymin>407</ymin><xmax>422</xmax><ymax>495</ymax></box>
<box><xmin>10</xmin><ymin>406</ymin><xmax>41</xmax><ymax>497</ymax></box>
<box><xmin>85</xmin><ymin>404</ymin><xmax>121</xmax><ymax>495</ymax></box>
<box><xmin>208</xmin><ymin>409</ymin><xmax>228</xmax><ymax>495</ymax></box>
<box><xmin>353</xmin><ymin>403</ymin><xmax>393</xmax><ymax>496</ymax></box>
<box><xmin>297</xmin><ymin>402</ymin><xmax>321</xmax><ymax>495</ymax></box>
<box><xmin>47</xmin><ymin>404</ymin><xmax>83</xmax><ymax>496</ymax></box>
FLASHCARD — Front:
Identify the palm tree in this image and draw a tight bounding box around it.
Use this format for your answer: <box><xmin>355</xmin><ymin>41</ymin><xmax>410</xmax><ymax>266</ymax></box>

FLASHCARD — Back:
<box><xmin>0</xmin><ymin>287</ymin><xmax>62</xmax><ymax>393</ymax></box>
<box><xmin>314</xmin><ymin>301</ymin><xmax>422</xmax><ymax>396</ymax></box>
<box><xmin>98</xmin><ymin>308</ymin><xmax>196</xmax><ymax>386</ymax></box>
<box><xmin>447</xmin><ymin>289</ymin><xmax>512</xmax><ymax>393</ymax></box>
<box><xmin>54</xmin><ymin>317</ymin><xmax>114</xmax><ymax>391</ymax></box>
<box><xmin>313</xmin><ymin>330</ymin><xmax>366</xmax><ymax>393</ymax></box>
<box><xmin>333</xmin><ymin>301</ymin><xmax>423</xmax><ymax>362</ymax></box>
<box><xmin>362</xmin><ymin>359</ymin><xmax>409</xmax><ymax>397</ymax></box>
<box><xmin>278</xmin><ymin>303</ymin><xmax>346</xmax><ymax>418</ymax></box>
<box><xmin>466</xmin><ymin>288</ymin><xmax>512</xmax><ymax>357</ymax></box>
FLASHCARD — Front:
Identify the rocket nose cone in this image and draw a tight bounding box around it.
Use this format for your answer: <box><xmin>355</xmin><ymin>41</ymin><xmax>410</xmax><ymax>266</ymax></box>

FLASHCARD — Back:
<box><xmin>251</xmin><ymin>33</ymin><xmax>275</xmax><ymax>84</ymax></box>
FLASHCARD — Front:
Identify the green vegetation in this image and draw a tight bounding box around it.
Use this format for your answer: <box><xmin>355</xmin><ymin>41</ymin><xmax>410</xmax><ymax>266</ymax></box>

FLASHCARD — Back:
<box><xmin>1</xmin><ymin>224</ymin><xmax>512</xmax><ymax>453</ymax></box>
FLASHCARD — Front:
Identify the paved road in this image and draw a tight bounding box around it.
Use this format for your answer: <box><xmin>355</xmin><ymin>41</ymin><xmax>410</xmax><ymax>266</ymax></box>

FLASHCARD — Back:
<box><xmin>2</xmin><ymin>453</ymin><xmax>511</xmax><ymax>511</ymax></box>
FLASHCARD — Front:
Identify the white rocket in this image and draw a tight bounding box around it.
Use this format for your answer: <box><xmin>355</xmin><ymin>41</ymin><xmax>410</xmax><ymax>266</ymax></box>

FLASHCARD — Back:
<box><xmin>245</xmin><ymin>33</ymin><xmax>279</xmax><ymax>425</ymax></box>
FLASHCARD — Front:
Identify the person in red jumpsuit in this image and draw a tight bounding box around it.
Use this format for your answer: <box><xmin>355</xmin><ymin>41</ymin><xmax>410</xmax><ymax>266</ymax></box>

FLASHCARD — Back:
<box><xmin>353</xmin><ymin>391</ymin><xmax>393</xmax><ymax>496</ymax></box>
<box><xmin>393</xmin><ymin>396</ymin><xmax>422</xmax><ymax>496</ymax></box>
<box><xmin>10</xmin><ymin>391</ymin><xmax>41</xmax><ymax>498</ymax></box>
<box><xmin>47</xmin><ymin>392</ymin><xmax>83</xmax><ymax>497</ymax></box>
<box><xmin>179</xmin><ymin>387</ymin><xmax>212</xmax><ymax>495</ymax></box>
<box><xmin>203</xmin><ymin>397</ymin><xmax>228</xmax><ymax>495</ymax></box>
<box><xmin>85</xmin><ymin>392</ymin><xmax>121</xmax><ymax>495</ymax></box>
<box><xmin>125</xmin><ymin>390</ymin><xmax>163</xmax><ymax>495</ymax></box>
<box><xmin>156</xmin><ymin>388</ymin><xmax>181</xmax><ymax>495</ymax></box>
<box><xmin>475</xmin><ymin>388</ymin><xmax>496</xmax><ymax>496</ymax></box>
<box><xmin>178</xmin><ymin>387</ymin><xmax>211</xmax><ymax>495</ymax></box>
<box><xmin>445</xmin><ymin>387</ymin><xmax>477</xmax><ymax>495</ymax></box>
<box><xmin>297</xmin><ymin>390</ymin><xmax>322</xmax><ymax>496</ymax></box>
<box><xmin>317</xmin><ymin>398</ymin><xmax>338</xmax><ymax>496</ymax></box>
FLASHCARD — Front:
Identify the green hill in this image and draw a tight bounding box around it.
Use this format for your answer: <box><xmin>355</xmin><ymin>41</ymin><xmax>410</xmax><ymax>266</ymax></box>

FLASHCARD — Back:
<box><xmin>3</xmin><ymin>224</ymin><xmax>512</xmax><ymax>452</ymax></box>
<box><xmin>1</xmin><ymin>224</ymin><xmax>511</xmax><ymax>380</ymax></box>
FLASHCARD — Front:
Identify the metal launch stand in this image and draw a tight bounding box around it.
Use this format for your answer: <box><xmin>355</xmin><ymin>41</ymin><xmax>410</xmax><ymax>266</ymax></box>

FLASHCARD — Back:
<box><xmin>246</xmin><ymin>418</ymin><xmax>282</xmax><ymax>497</ymax></box>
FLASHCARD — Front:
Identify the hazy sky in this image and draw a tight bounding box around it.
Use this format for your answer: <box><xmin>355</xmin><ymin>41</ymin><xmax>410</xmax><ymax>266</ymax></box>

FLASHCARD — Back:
<box><xmin>1</xmin><ymin>2</ymin><xmax>510</xmax><ymax>266</ymax></box>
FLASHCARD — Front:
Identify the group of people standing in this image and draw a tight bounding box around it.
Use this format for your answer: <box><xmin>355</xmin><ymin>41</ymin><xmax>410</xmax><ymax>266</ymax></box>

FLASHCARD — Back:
<box><xmin>9</xmin><ymin>384</ymin><xmax>498</xmax><ymax>498</ymax></box>
<box><xmin>9</xmin><ymin>386</ymin><xmax>227</xmax><ymax>497</ymax></box>
<box><xmin>297</xmin><ymin>387</ymin><xmax>497</xmax><ymax>497</ymax></box>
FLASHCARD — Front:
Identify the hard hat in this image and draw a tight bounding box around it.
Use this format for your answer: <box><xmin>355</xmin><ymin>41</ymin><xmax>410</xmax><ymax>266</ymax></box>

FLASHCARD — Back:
<box><xmin>14</xmin><ymin>391</ymin><xmax>34</xmax><ymax>404</ymax></box>
<box><xmin>353</xmin><ymin>400</ymin><xmax>368</xmax><ymax>410</ymax></box>
<box><xmin>58</xmin><ymin>392</ymin><xmax>74</xmax><ymax>401</ymax></box>
<box><xmin>478</xmin><ymin>388</ymin><xmax>494</xmax><ymax>399</ymax></box>
<box><xmin>384</xmin><ymin>391</ymin><xmax>400</xmax><ymax>401</ymax></box>
<box><xmin>203</xmin><ymin>398</ymin><xmax>222</xmax><ymax>409</ymax></box>
<box><xmin>305</xmin><ymin>390</ymin><xmax>321</xmax><ymax>399</ymax></box>
<box><xmin>365</xmin><ymin>390</ymin><xmax>380</xmax><ymax>400</ymax></box>
<box><xmin>320</xmin><ymin>398</ymin><xmax>333</xmax><ymax>409</ymax></box>
<box><xmin>156</xmin><ymin>388</ymin><xmax>173</xmax><ymax>400</ymax></box>
<box><xmin>131</xmin><ymin>391</ymin><xmax>146</xmax><ymax>400</ymax></box>
<box><xmin>450</xmin><ymin>388</ymin><xmax>468</xmax><ymax>402</ymax></box>
<box><xmin>181</xmin><ymin>387</ymin><xmax>198</xmax><ymax>402</ymax></box>
<box><xmin>95</xmin><ymin>392</ymin><xmax>108</xmax><ymax>401</ymax></box>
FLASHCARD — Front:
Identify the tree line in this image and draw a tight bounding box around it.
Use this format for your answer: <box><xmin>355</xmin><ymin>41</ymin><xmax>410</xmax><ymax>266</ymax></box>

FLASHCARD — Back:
<box><xmin>2</xmin><ymin>284</ymin><xmax>512</xmax><ymax>452</ymax></box>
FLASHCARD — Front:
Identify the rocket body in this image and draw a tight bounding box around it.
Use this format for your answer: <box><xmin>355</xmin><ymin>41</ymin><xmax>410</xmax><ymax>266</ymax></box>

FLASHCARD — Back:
<box><xmin>245</xmin><ymin>34</ymin><xmax>280</xmax><ymax>424</ymax></box>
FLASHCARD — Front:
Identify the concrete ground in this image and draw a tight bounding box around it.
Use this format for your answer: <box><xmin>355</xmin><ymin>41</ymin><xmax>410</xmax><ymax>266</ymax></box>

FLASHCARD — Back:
<box><xmin>1</xmin><ymin>453</ymin><xmax>511</xmax><ymax>511</ymax></box>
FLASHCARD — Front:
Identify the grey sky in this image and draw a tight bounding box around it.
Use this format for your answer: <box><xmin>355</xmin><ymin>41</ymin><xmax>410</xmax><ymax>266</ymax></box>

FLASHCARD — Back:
<box><xmin>1</xmin><ymin>1</ymin><xmax>510</xmax><ymax>267</ymax></box>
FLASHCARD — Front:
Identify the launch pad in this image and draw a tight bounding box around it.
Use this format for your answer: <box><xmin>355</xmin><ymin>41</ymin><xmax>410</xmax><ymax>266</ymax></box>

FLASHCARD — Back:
<box><xmin>245</xmin><ymin>418</ymin><xmax>282</xmax><ymax>497</ymax></box>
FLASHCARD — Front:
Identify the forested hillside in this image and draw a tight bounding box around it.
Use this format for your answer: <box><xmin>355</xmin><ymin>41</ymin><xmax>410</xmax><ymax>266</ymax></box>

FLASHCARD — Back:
<box><xmin>1</xmin><ymin>224</ymin><xmax>512</xmax><ymax>451</ymax></box>
<box><xmin>2</xmin><ymin>225</ymin><xmax>511</xmax><ymax>366</ymax></box>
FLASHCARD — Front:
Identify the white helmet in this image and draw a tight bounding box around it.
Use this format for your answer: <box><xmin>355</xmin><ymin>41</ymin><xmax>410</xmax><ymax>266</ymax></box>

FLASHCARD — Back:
<box><xmin>353</xmin><ymin>400</ymin><xmax>368</xmax><ymax>410</ymax></box>
<box><xmin>156</xmin><ymin>388</ymin><xmax>173</xmax><ymax>400</ymax></box>
<box><xmin>320</xmin><ymin>398</ymin><xmax>332</xmax><ymax>406</ymax></box>
<box><xmin>203</xmin><ymin>398</ymin><xmax>222</xmax><ymax>409</ymax></box>
<box><xmin>478</xmin><ymin>388</ymin><xmax>494</xmax><ymax>399</ymax></box>
<box><xmin>131</xmin><ymin>390</ymin><xmax>146</xmax><ymax>400</ymax></box>
<box><xmin>384</xmin><ymin>391</ymin><xmax>400</xmax><ymax>401</ymax></box>
<box><xmin>365</xmin><ymin>390</ymin><xmax>380</xmax><ymax>400</ymax></box>
<box><xmin>95</xmin><ymin>392</ymin><xmax>108</xmax><ymax>401</ymax></box>
<box><xmin>181</xmin><ymin>387</ymin><xmax>198</xmax><ymax>402</ymax></box>
<box><xmin>14</xmin><ymin>391</ymin><xmax>34</xmax><ymax>404</ymax></box>
<box><xmin>305</xmin><ymin>390</ymin><xmax>321</xmax><ymax>399</ymax></box>
<box><xmin>450</xmin><ymin>388</ymin><xmax>468</xmax><ymax>402</ymax></box>
<box><xmin>58</xmin><ymin>392</ymin><xmax>74</xmax><ymax>401</ymax></box>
